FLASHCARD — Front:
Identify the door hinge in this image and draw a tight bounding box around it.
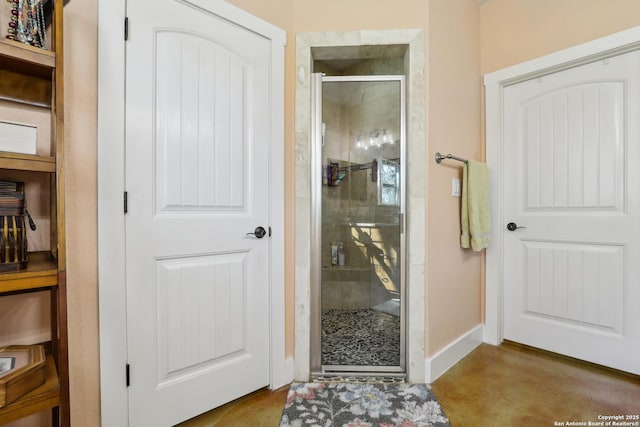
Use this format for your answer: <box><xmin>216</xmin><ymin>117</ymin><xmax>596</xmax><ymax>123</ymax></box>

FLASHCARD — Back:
<box><xmin>124</xmin><ymin>191</ymin><xmax>128</xmax><ymax>214</ymax></box>
<box><xmin>124</xmin><ymin>17</ymin><xmax>129</xmax><ymax>41</ymax></box>
<box><xmin>126</xmin><ymin>364</ymin><xmax>130</xmax><ymax>387</ymax></box>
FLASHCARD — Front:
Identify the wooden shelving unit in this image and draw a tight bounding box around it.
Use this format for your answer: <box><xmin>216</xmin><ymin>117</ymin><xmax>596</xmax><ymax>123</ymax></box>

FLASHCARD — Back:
<box><xmin>0</xmin><ymin>1</ymin><xmax>69</xmax><ymax>425</ymax></box>
<box><xmin>0</xmin><ymin>38</ymin><xmax>56</xmax><ymax>69</ymax></box>
<box><xmin>0</xmin><ymin>252</ymin><xmax>58</xmax><ymax>293</ymax></box>
<box><xmin>0</xmin><ymin>152</ymin><xmax>56</xmax><ymax>173</ymax></box>
<box><xmin>0</xmin><ymin>354</ymin><xmax>60</xmax><ymax>424</ymax></box>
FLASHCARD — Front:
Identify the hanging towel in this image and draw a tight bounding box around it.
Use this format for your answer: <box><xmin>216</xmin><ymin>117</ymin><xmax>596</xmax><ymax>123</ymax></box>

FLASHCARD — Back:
<box><xmin>461</xmin><ymin>160</ymin><xmax>491</xmax><ymax>251</ymax></box>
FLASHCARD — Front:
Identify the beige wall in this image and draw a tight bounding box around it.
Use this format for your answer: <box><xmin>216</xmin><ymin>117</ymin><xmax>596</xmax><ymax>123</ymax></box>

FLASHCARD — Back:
<box><xmin>481</xmin><ymin>0</ymin><xmax>640</xmax><ymax>74</ymax></box>
<box><xmin>64</xmin><ymin>1</ymin><xmax>100</xmax><ymax>425</ymax></box>
<box><xmin>426</xmin><ymin>0</ymin><xmax>483</xmax><ymax>355</ymax></box>
<box><xmin>290</xmin><ymin>0</ymin><xmax>428</xmax><ymax>32</ymax></box>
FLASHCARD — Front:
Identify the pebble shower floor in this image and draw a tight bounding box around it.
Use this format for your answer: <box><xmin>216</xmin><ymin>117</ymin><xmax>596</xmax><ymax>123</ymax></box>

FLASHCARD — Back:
<box><xmin>321</xmin><ymin>309</ymin><xmax>401</xmax><ymax>367</ymax></box>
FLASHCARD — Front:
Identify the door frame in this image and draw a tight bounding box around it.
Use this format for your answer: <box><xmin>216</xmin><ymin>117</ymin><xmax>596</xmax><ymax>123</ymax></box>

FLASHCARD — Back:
<box><xmin>484</xmin><ymin>25</ymin><xmax>640</xmax><ymax>346</ymax></box>
<box><xmin>97</xmin><ymin>1</ymin><xmax>287</xmax><ymax>426</ymax></box>
<box><xmin>294</xmin><ymin>30</ymin><xmax>426</xmax><ymax>383</ymax></box>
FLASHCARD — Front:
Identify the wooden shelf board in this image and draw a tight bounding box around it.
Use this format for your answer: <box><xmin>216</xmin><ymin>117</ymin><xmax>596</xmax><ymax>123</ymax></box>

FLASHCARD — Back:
<box><xmin>0</xmin><ymin>152</ymin><xmax>56</xmax><ymax>173</ymax></box>
<box><xmin>0</xmin><ymin>251</ymin><xmax>58</xmax><ymax>294</ymax></box>
<box><xmin>0</xmin><ymin>39</ymin><xmax>55</xmax><ymax>76</ymax></box>
<box><xmin>0</xmin><ymin>353</ymin><xmax>60</xmax><ymax>424</ymax></box>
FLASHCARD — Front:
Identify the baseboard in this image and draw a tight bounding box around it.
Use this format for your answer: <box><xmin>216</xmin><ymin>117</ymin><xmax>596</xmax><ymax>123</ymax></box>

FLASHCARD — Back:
<box><xmin>425</xmin><ymin>324</ymin><xmax>483</xmax><ymax>383</ymax></box>
<box><xmin>272</xmin><ymin>357</ymin><xmax>295</xmax><ymax>389</ymax></box>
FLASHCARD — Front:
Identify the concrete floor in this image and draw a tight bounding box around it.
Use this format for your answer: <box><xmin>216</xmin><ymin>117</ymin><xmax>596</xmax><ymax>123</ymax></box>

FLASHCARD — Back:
<box><xmin>178</xmin><ymin>342</ymin><xmax>640</xmax><ymax>426</ymax></box>
<box><xmin>432</xmin><ymin>342</ymin><xmax>640</xmax><ymax>426</ymax></box>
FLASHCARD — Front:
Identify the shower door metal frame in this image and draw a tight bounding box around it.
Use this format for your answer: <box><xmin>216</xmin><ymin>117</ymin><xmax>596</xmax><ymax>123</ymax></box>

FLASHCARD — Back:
<box><xmin>310</xmin><ymin>74</ymin><xmax>407</xmax><ymax>375</ymax></box>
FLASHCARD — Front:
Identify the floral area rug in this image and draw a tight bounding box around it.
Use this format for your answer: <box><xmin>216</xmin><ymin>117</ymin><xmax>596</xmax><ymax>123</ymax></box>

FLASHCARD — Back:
<box><xmin>279</xmin><ymin>382</ymin><xmax>451</xmax><ymax>427</ymax></box>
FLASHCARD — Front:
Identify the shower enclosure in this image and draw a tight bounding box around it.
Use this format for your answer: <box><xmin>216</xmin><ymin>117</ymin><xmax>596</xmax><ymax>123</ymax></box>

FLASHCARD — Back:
<box><xmin>311</xmin><ymin>74</ymin><xmax>406</xmax><ymax>375</ymax></box>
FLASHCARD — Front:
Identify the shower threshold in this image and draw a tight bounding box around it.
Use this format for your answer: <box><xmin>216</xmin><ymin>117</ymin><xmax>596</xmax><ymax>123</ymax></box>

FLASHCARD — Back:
<box><xmin>314</xmin><ymin>365</ymin><xmax>406</xmax><ymax>383</ymax></box>
<box><xmin>321</xmin><ymin>365</ymin><xmax>404</xmax><ymax>373</ymax></box>
<box><xmin>311</xmin><ymin>371</ymin><xmax>406</xmax><ymax>384</ymax></box>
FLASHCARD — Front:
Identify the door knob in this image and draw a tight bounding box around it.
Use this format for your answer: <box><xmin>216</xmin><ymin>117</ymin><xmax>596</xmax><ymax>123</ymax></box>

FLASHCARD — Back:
<box><xmin>247</xmin><ymin>226</ymin><xmax>267</xmax><ymax>238</ymax></box>
<box><xmin>506</xmin><ymin>222</ymin><xmax>526</xmax><ymax>231</ymax></box>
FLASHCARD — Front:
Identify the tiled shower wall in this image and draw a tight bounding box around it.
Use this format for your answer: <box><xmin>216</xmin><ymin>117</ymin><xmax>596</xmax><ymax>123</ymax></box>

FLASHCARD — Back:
<box><xmin>321</xmin><ymin>170</ymin><xmax>401</xmax><ymax>310</ymax></box>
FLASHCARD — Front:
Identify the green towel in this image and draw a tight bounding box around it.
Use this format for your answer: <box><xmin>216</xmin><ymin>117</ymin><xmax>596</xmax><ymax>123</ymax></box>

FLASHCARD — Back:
<box><xmin>461</xmin><ymin>160</ymin><xmax>491</xmax><ymax>251</ymax></box>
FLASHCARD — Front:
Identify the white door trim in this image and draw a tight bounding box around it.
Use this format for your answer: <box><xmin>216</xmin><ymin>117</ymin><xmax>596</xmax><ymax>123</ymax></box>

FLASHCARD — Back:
<box><xmin>97</xmin><ymin>2</ymin><xmax>287</xmax><ymax>426</ymax></box>
<box><xmin>484</xmin><ymin>25</ymin><xmax>640</xmax><ymax>346</ymax></box>
<box><xmin>294</xmin><ymin>30</ymin><xmax>426</xmax><ymax>383</ymax></box>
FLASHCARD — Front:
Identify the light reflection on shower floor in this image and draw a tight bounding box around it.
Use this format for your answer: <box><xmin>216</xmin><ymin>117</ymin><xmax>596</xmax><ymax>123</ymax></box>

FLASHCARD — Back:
<box><xmin>321</xmin><ymin>309</ymin><xmax>400</xmax><ymax>367</ymax></box>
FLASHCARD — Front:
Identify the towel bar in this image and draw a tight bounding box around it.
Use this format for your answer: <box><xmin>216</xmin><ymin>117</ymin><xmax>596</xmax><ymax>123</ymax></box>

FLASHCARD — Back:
<box><xmin>435</xmin><ymin>152</ymin><xmax>468</xmax><ymax>164</ymax></box>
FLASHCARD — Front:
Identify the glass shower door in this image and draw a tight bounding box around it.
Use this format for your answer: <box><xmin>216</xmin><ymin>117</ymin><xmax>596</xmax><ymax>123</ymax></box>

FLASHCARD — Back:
<box><xmin>316</xmin><ymin>76</ymin><xmax>405</xmax><ymax>373</ymax></box>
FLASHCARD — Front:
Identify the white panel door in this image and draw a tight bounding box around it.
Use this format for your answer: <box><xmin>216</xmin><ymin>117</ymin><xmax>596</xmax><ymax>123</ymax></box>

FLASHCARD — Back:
<box><xmin>125</xmin><ymin>0</ymin><xmax>272</xmax><ymax>425</ymax></box>
<box><xmin>503</xmin><ymin>50</ymin><xmax>640</xmax><ymax>374</ymax></box>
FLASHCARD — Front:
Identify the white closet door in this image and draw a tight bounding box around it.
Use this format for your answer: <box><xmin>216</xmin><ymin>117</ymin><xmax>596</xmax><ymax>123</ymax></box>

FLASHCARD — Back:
<box><xmin>503</xmin><ymin>50</ymin><xmax>640</xmax><ymax>375</ymax></box>
<box><xmin>124</xmin><ymin>0</ymin><xmax>273</xmax><ymax>424</ymax></box>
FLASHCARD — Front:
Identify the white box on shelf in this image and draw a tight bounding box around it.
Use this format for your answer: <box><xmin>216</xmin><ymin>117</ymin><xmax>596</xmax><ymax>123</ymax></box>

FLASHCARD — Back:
<box><xmin>0</xmin><ymin>120</ymin><xmax>37</xmax><ymax>155</ymax></box>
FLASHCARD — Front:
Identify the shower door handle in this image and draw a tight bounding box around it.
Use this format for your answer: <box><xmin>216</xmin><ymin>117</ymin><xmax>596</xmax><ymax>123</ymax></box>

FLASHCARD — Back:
<box><xmin>246</xmin><ymin>226</ymin><xmax>267</xmax><ymax>238</ymax></box>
